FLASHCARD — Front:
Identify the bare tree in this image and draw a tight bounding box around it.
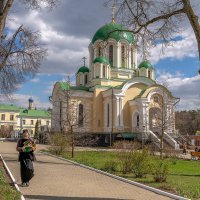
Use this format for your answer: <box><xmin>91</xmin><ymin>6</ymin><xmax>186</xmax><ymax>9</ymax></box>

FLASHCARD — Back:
<box><xmin>107</xmin><ymin>0</ymin><xmax>200</xmax><ymax>63</ymax></box>
<box><xmin>0</xmin><ymin>0</ymin><xmax>58</xmax><ymax>94</ymax></box>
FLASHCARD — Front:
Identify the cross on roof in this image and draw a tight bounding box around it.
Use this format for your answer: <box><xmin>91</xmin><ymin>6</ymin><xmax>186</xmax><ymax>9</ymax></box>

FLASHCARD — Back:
<box><xmin>82</xmin><ymin>57</ymin><xmax>87</xmax><ymax>66</ymax></box>
<box><xmin>112</xmin><ymin>0</ymin><xmax>116</xmax><ymax>23</ymax></box>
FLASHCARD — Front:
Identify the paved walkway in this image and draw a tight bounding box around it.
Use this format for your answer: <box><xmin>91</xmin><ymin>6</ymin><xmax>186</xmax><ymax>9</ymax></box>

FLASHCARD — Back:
<box><xmin>0</xmin><ymin>142</ymin><xmax>174</xmax><ymax>200</ymax></box>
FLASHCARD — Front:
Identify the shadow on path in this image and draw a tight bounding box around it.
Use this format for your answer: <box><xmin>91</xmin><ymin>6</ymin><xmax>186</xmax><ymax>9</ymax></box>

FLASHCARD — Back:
<box><xmin>24</xmin><ymin>195</ymin><xmax>131</xmax><ymax>200</ymax></box>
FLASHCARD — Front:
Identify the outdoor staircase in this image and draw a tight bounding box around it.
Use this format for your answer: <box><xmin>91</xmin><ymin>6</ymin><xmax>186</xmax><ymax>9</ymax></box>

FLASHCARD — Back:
<box><xmin>147</xmin><ymin>130</ymin><xmax>179</xmax><ymax>150</ymax></box>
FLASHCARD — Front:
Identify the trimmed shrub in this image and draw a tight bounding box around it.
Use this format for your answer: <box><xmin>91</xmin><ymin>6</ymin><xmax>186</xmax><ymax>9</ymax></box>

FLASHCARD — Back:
<box><xmin>101</xmin><ymin>160</ymin><xmax>118</xmax><ymax>173</ymax></box>
<box><xmin>132</xmin><ymin>148</ymin><xmax>151</xmax><ymax>178</ymax></box>
<box><xmin>153</xmin><ymin>160</ymin><xmax>169</xmax><ymax>182</ymax></box>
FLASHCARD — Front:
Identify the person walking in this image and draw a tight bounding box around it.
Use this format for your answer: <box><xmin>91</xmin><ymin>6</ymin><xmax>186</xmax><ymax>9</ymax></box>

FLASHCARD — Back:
<box><xmin>16</xmin><ymin>129</ymin><xmax>36</xmax><ymax>187</ymax></box>
<box><xmin>182</xmin><ymin>142</ymin><xmax>187</xmax><ymax>155</ymax></box>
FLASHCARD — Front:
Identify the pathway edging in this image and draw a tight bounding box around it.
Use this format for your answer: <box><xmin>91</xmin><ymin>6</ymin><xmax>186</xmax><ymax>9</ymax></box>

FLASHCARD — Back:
<box><xmin>41</xmin><ymin>151</ymin><xmax>189</xmax><ymax>200</ymax></box>
<box><xmin>0</xmin><ymin>154</ymin><xmax>25</xmax><ymax>200</ymax></box>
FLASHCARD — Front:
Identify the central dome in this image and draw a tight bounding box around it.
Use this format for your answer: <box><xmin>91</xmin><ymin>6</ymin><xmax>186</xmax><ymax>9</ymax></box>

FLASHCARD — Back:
<box><xmin>92</xmin><ymin>23</ymin><xmax>134</xmax><ymax>44</ymax></box>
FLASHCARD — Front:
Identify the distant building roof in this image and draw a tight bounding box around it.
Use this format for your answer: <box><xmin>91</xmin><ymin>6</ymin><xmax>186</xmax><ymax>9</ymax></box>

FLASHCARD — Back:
<box><xmin>0</xmin><ymin>104</ymin><xmax>20</xmax><ymax>112</ymax></box>
<box><xmin>19</xmin><ymin>109</ymin><xmax>51</xmax><ymax>118</ymax></box>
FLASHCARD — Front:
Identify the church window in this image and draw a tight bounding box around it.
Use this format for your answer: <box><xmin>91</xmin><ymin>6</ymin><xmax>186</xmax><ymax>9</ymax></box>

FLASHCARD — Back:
<box><xmin>109</xmin><ymin>45</ymin><xmax>113</xmax><ymax>67</ymax></box>
<box><xmin>148</xmin><ymin>70</ymin><xmax>151</xmax><ymax>78</ymax></box>
<box><xmin>131</xmin><ymin>47</ymin><xmax>134</xmax><ymax>68</ymax></box>
<box><xmin>31</xmin><ymin>120</ymin><xmax>34</xmax><ymax>125</ymax></box>
<box><xmin>136</xmin><ymin>115</ymin><xmax>139</xmax><ymax>127</ymax></box>
<box><xmin>121</xmin><ymin>45</ymin><xmax>125</xmax><ymax>67</ymax></box>
<box><xmin>107</xmin><ymin>103</ymin><xmax>110</xmax><ymax>127</ymax></box>
<box><xmin>78</xmin><ymin>104</ymin><xmax>84</xmax><ymax>127</ymax></box>
<box><xmin>23</xmin><ymin>120</ymin><xmax>26</xmax><ymax>125</ymax></box>
<box><xmin>10</xmin><ymin>125</ymin><xmax>13</xmax><ymax>131</ymax></box>
<box><xmin>98</xmin><ymin>47</ymin><xmax>102</xmax><ymax>57</ymax></box>
<box><xmin>154</xmin><ymin>96</ymin><xmax>159</xmax><ymax>103</ymax></box>
<box><xmin>103</xmin><ymin>65</ymin><xmax>106</xmax><ymax>78</ymax></box>
<box><xmin>1</xmin><ymin>114</ymin><xmax>5</xmax><ymax>120</ymax></box>
<box><xmin>10</xmin><ymin>114</ymin><xmax>14</xmax><ymax>121</ymax></box>
<box><xmin>85</xmin><ymin>74</ymin><xmax>88</xmax><ymax>84</ymax></box>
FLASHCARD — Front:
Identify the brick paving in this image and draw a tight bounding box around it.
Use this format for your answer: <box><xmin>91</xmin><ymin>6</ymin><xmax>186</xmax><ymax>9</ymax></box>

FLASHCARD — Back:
<box><xmin>0</xmin><ymin>142</ymin><xmax>174</xmax><ymax>200</ymax></box>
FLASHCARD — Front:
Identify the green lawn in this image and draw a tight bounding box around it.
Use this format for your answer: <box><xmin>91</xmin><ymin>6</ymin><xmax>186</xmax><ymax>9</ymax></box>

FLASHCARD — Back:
<box><xmin>0</xmin><ymin>167</ymin><xmax>20</xmax><ymax>200</ymax></box>
<box><xmin>58</xmin><ymin>151</ymin><xmax>200</xmax><ymax>200</ymax></box>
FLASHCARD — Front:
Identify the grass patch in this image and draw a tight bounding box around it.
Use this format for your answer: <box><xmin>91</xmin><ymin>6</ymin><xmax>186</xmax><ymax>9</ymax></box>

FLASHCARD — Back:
<box><xmin>52</xmin><ymin>150</ymin><xmax>200</xmax><ymax>200</ymax></box>
<box><xmin>0</xmin><ymin>165</ymin><xmax>20</xmax><ymax>200</ymax></box>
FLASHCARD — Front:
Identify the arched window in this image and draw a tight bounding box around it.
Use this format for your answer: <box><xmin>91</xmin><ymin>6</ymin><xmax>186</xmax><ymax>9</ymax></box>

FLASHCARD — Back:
<box><xmin>78</xmin><ymin>104</ymin><xmax>84</xmax><ymax>126</ymax></box>
<box><xmin>98</xmin><ymin>47</ymin><xmax>102</xmax><ymax>57</ymax></box>
<box><xmin>121</xmin><ymin>45</ymin><xmax>125</xmax><ymax>67</ymax></box>
<box><xmin>103</xmin><ymin>65</ymin><xmax>106</xmax><ymax>78</ymax></box>
<box><xmin>136</xmin><ymin>114</ymin><xmax>139</xmax><ymax>127</ymax></box>
<box><xmin>109</xmin><ymin>45</ymin><xmax>113</xmax><ymax>67</ymax></box>
<box><xmin>131</xmin><ymin>47</ymin><xmax>134</xmax><ymax>68</ymax></box>
<box><xmin>107</xmin><ymin>103</ymin><xmax>110</xmax><ymax>127</ymax></box>
<box><xmin>85</xmin><ymin>74</ymin><xmax>88</xmax><ymax>84</ymax></box>
<box><xmin>148</xmin><ymin>70</ymin><xmax>151</xmax><ymax>78</ymax></box>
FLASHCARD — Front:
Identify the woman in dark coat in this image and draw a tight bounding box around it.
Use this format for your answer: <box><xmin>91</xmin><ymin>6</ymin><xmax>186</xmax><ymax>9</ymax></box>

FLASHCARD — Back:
<box><xmin>16</xmin><ymin>129</ymin><xmax>36</xmax><ymax>187</ymax></box>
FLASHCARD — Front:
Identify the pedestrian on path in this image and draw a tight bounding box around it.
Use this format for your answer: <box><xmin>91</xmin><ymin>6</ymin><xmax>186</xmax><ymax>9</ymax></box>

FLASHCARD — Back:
<box><xmin>16</xmin><ymin>129</ymin><xmax>36</xmax><ymax>187</ymax></box>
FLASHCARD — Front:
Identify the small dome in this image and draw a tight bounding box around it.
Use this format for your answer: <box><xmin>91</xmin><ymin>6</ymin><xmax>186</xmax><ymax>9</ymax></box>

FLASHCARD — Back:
<box><xmin>92</xmin><ymin>22</ymin><xmax>134</xmax><ymax>44</ymax></box>
<box><xmin>138</xmin><ymin>61</ymin><xmax>153</xmax><ymax>69</ymax></box>
<box><xmin>93</xmin><ymin>56</ymin><xmax>110</xmax><ymax>65</ymax></box>
<box><xmin>77</xmin><ymin>66</ymin><xmax>89</xmax><ymax>74</ymax></box>
<box><xmin>28</xmin><ymin>97</ymin><xmax>34</xmax><ymax>103</ymax></box>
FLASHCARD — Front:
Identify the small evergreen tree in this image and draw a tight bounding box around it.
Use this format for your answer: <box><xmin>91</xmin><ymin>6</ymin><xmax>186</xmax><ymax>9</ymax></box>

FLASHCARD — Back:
<box><xmin>34</xmin><ymin>120</ymin><xmax>39</xmax><ymax>141</ymax></box>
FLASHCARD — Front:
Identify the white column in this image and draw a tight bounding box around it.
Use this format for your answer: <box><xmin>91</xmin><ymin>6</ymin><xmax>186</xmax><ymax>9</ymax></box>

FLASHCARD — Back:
<box><xmin>117</xmin><ymin>43</ymin><xmax>120</xmax><ymax>68</ymax></box>
<box><xmin>128</xmin><ymin>46</ymin><xmax>131</xmax><ymax>69</ymax></box>
<box><xmin>106</xmin><ymin>66</ymin><xmax>108</xmax><ymax>79</ymax></box>
<box><xmin>100</xmin><ymin>64</ymin><xmax>103</xmax><ymax>78</ymax></box>
<box><xmin>115</xmin><ymin>97</ymin><xmax>120</xmax><ymax>127</ymax></box>
<box><xmin>119</xmin><ymin>97</ymin><xmax>124</xmax><ymax>127</ymax></box>
<box><xmin>134</xmin><ymin>47</ymin><xmax>137</xmax><ymax>69</ymax></box>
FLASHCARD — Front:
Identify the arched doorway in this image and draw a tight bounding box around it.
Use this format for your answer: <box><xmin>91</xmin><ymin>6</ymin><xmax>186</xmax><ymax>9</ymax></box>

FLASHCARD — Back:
<box><xmin>149</xmin><ymin>107</ymin><xmax>162</xmax><ymax>132</ymax></box>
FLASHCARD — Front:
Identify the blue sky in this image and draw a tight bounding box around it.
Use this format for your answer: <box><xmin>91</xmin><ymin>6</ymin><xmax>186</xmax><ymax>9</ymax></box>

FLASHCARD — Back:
<box><xmin>2</xmin><ymin>0</ymin><xmax>200</xmax><ymax>110</ymax></box>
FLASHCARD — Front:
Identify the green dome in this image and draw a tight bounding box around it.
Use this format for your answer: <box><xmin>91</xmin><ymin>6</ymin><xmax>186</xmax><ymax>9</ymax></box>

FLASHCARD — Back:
<box><xmin>77</xmin><ymin>66</ymin><xmax>89</xmax><ymax>73</ymax></box>
<box><xmin>138</xmin><ymin>61</ymin><xmax>153</xmax><ymax>69</ymax></box>
<box><xmin>93</xmin><ymin>56</ymin><xmax>110</xmax><ymax>65</ymax></box>
<box><xmin>92</xmin><ymin>23</ymin><xmax>134</xmax><ymax>44</ymax></box>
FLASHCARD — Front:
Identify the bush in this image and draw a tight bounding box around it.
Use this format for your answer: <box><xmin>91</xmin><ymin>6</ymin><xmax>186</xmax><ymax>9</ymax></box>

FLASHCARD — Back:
<box><xmin>117</xmin><ymin>150</ymin><xmax>134</xmax><ymax>174</ymax></box>
<box><xmin>50</xmin><ymin>133</ymin><xmax>70</xmax><ymax>155</ymax></box>
<box><xmin>132</xmin><ymin>148</ymin><xmax>151</xmax><ymax>178</ymax></box>
<box><xmin>101</xmin><ymin>160</ymin><xmax>118</xmax><ymax>173</ymax></box>
<box><xmin>153</xmin><ymin>160</ymin><xmax>169</xmax><ymax>182</ymax></box>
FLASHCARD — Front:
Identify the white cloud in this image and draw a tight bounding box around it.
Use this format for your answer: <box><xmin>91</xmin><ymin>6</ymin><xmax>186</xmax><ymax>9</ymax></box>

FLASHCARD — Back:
<box><xmin>157</xmin><ymin>73</ymin><xmax>200</xmax><ymax>110</ymax></box>
<box><xmin>7</xmin><ymin>10</ymin><xmax>90</xmax><ymax>74</ymax></box>
<box><xmin>148</xmin><ymin>28</ymin><xmax>198</xmax><ymax>64</ymax></box>
<box><xmin>30</xmin><ymin>78</ymin><xmax>40</xmax><ymax>83</ymax></box>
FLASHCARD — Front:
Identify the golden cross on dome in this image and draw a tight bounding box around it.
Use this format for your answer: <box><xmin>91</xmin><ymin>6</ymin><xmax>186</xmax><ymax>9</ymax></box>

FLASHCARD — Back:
<box><xmin>112</xmin><ymin>0</ymin><xmax>116</xmax><ymax>23</ymax></box>
<box><xmin>82</xmin><ymin>57</ymin><xmax>87</xmax><ymax>66</ymax></box>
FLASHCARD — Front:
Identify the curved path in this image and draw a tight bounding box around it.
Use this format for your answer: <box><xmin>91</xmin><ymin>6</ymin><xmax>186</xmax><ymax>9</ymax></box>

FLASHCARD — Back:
<box><xmin>0</xmin><ymin>142</ymin><xmax>173</xmax><ymax>200</ymax></box>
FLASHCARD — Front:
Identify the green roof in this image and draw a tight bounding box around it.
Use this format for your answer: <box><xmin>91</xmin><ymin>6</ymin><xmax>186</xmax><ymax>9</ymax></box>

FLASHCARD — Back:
<box><xmin>59</xmin><ymin>82</ymin><xmax>91</xmax><ymax>92</ymax></box>
<box><xmin>138</xmin><ymin>60</ymin><xmax>153</xmax><ymax>69</ymax></box>
<box><xmin>20</xmin><ymin>109</ymin><xmax>51</xmax><ymax>118</ymax></box>
<box><xmin>93</xmin><ymin>56</ymin><xmax>110</xmax><ymax>65</ymax></box>
<box><xmin>77</xmin><ymin>66</ymin><xmax>89</xmax><ymax>74</ymax></box>
<box><xmin>59</xmin><ymin>82</ymin><xmax>70</xmax><ymax>90</ymax></box>
<box><xmin>0</xmin><ymin>104</ymin><xmax>20</xmax><ymax>112</ymax></box>
<box><xmin>92</xmin><ymin>22</ymin><xmax>134</xmax><ymax>44</ymax></box>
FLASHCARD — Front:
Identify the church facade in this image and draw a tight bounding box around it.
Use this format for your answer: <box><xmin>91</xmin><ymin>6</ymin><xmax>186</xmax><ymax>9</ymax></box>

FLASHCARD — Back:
<box><xmin>52</xmin><ymin>20</ymin><xmax>179</xmax><ymax>149</ymax></box>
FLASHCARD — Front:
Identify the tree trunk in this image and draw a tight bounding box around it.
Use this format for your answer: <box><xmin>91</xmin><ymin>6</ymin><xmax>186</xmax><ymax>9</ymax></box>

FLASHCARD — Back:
<box><xmin>0</xmin><ymin>0</ymin><xmax>14</xmax><ymax>37</ymax></box>
<box><xmin>71</xmin><ymin>128</ymin><xmax>74</xmax><ymax>158</ymax></box>
<box><xmin>182</xmin><ymin>0</ymin><xmax>200</xmax><ymax>61</ymax></box>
